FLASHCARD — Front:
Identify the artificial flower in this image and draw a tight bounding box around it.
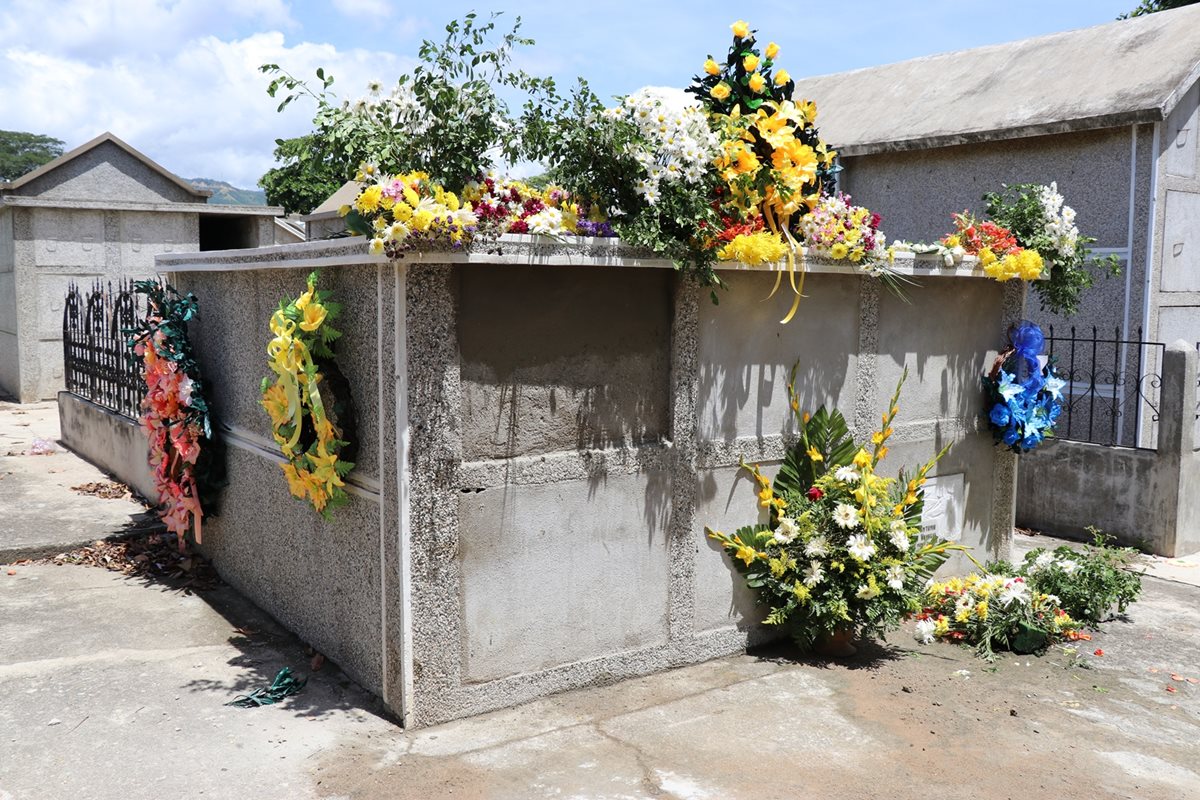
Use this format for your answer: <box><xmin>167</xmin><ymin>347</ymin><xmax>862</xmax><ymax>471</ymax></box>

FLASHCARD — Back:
<box><xmin>731</xmin><ymin>19</ymin><xmax>750</xmax><ymax>38</ymax></box>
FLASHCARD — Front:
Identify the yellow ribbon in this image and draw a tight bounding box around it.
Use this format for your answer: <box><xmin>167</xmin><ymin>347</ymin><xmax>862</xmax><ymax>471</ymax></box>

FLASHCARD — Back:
<box><xmin>761</xmin><ymin>204</ymin><xmax>806</xmax><ymax>324</ymax></box>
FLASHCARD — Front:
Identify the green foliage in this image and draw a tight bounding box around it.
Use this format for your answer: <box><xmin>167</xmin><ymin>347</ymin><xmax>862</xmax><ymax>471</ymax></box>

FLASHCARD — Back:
<box><xmin>262</xmin><ymin>12</ymin><xmax>555</xmax><ymax>194</ymax></box>
<box><xmin>984</xmin><ymin>183</ymin><xmax>1120</xmax><ymax>317</ymax></box>
<box><xmin>0</xmin><ymin>130</ymin><xmax>64</xmax><ymax>182</ymax></box>
<box><xmin>258</xmin><ymin>135</ymin><xmax>350</xmax><ymax>215</ymax></box>
<box><xmin>521</xmin><ymin>79</ymin><xmax>724</xmax><ymax>292</ymax></box>
<box><xmin>1015</xmin><ymin>529</ymin><xmax>1144</xmax><ymax>626</ymax></box>
<box><xmin>1119</xmin><ymin>0</ymin><xmax>1198</xmax><ymax>18</ymax></box>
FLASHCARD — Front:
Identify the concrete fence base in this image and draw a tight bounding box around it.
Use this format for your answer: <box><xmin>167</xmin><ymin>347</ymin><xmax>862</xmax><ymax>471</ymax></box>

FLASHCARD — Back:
<box><xmin>57</xmin><ymin>392</ymin><xmax>157</xmax><ymax>502</ymax></box>
<box><xmin>1017</xmin><ymin>341</ymin><xmax>1200</xmax><ymax>557</ymax></box>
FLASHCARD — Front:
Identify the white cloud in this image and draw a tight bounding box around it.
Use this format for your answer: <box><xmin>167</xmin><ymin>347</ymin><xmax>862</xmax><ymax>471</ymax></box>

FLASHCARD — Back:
<box><xmin>331</xmin><ymin>0</ymin><xmax>392</xmax><ymax>18</ymax></box>
<box><xmin>0</xmin><ymin>0</ymin><xmax>413</xmax><ymax>188</ymax></box>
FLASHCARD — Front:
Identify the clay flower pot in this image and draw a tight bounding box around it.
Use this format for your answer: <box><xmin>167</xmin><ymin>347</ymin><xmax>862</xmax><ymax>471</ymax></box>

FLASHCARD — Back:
<box><xmin>814</xmin><ymin>627</ymin><xmax>858</xmax><ymax>658</ymax></box>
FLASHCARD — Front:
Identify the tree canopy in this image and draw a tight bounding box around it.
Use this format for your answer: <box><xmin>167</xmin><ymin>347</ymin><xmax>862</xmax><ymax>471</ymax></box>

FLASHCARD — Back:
<box><xmin>1120</xmin><ymin>0</ymin><xmax>1199</xmax><ymax>17</ymax></box>
<box><xmin>0</xmin><ymin>130</ymin><xmax>65</xmax><ymax>182</ymax></box>
<box><xmin>258</xmin><ymin>134</ymin><xmax>354</xmax><ymax>216</ymax></box>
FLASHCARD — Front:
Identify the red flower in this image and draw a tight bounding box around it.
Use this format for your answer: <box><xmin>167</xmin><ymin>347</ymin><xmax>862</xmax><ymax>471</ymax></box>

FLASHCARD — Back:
<box><xmin>1094</xmin><ymin>649</ymin><xmax>1104</xmax><ymax>657</ymax></box>
<box><xmin>806</xmin><ymin>487</ymin><xmax>824</xmax><ymax>501</ymax></box>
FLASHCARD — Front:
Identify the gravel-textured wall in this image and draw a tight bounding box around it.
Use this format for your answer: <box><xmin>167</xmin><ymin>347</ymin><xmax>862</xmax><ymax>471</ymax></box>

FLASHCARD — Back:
<box><xmin>162</xmin><ymin>239</ymin><xmax>1023</xmax><ymax>728</ymax></box>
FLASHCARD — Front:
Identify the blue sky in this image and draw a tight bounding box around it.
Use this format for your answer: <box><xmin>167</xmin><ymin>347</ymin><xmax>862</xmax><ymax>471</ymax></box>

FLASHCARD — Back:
<box><xmin>0</xmin><ymin>0</ymin><xmax>1139</xmax><ymax>188</ymax></box>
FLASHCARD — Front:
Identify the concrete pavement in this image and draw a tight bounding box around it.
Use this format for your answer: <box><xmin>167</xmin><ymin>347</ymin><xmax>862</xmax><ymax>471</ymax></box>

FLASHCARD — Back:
<box><xmin>0</xmin><ymin>400</ymin><xmax>156</xmax><ymax>562</ymax></box>
<box><xmin>1</xmin><ymin>558</ymin><xmax>1197</xmax><ymax>800</ymax></box>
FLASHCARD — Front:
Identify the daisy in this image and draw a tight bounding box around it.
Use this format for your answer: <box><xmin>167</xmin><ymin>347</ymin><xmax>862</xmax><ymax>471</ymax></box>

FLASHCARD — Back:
<box><xmin>998</xmin><ymin>577</ymin><xmax>1030</xmax><ymax>608</ymax></box>
<box><xmin>774</xmin><ymin>516</ymin><xmax>800</xmax><ymax>544</ymax></box>
<box><xmin>804</xmin><ymin>536</ymin><xmax>829</xmax><ymax>557</ymax></box>
<box><xmin>856</xmin><ymin>582</ymin><xmax>880</xmax><ymax>600</ymax></box>
<box><xmin>847</xmin><ymin>533</ymin><xmax>876</xmax><ymax>561</ymax></box>
<box><xmin>834</xmin><ymin>466</ymin><xmax>860</xmax><ymax>483</ymax></box>
<box><xmin>802</xmin><ymin>560</ymin><xmax>825</xmax><ymax>587</ymax></box>
<box><xmin>833</xmin><ymin>503</ymin><xmax>860</xmax><ymax>530</ymax></box>
<box><xmin>886</xmin><ymin>565</ymin><xmax>905</xmax><ymax>590</ymax></box>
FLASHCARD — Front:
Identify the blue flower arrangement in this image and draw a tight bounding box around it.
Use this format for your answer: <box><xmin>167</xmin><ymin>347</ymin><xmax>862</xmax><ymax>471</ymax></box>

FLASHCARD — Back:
<box><xmin>983</xmin><ymin>321</ymin><xmax>1066</xmax><ymax>453</ymax></box>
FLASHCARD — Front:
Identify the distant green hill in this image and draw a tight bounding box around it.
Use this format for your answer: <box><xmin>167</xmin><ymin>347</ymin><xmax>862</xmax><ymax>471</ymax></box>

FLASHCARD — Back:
<box><xmin>190</xmin><ymin>178</ymin><xmax>268</xmax><ymax>206</ymax></box>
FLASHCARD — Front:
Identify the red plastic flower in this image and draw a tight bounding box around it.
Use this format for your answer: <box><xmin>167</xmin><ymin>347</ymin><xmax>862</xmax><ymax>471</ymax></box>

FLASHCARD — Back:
<box><xmin>806</xmin><ymin>487</ymin><xmax>824</xmax><ymax>501</ymax></box>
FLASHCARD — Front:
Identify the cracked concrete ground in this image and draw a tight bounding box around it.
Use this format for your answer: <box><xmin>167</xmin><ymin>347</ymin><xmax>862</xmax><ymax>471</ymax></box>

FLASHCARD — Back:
<box><xmin>1</xmin><ymin>551</ymin><xmax>1197</xmax><ymax>800</ymax></box>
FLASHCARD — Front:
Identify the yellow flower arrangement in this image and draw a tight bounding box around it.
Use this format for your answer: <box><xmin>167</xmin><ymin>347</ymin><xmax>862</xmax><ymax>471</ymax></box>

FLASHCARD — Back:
<box><xmin>707</xmin><ymin>366</ymin><xmax>967</xmax><ymax>649</ymax></box>
<box><xmin>260</xmin><ymin>272</ymin><xmax>354</xmax><ymax>518</ymax></box>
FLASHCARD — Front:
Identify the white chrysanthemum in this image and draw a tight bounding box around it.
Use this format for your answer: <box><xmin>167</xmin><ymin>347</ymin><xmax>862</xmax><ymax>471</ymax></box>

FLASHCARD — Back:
<box><xmin>886</xmin><ymin>565</ymin><xmax>905</xmax><ymax>590</ymax></box>
<box><xmin>802</xmin><ymin>560</ymin><xmax>825</xmax><ymax>587</ymax></box>
<box><xmin>1032</xmin><ymin>551</ymin><xmax>1056</xmax><ymax>571</ymax></box>
<box><xmin>955</xmin><ymin>595</ymin><xmax>974</xmax><ymax>616</ymax></box>
<box><xmin>847</xmin><ymin>533</ymin><xmax>876</xmax><ymax>561</ymax></box>
<box><xmin>368</xmin><ymin>237</ymin><xmax>386</xmax><ymax>256</ymax></box>
<box><xmin>804</xmin><ymin>536</ymin><xmax>829</xmax><ymax>557</ymax></box>
<box><xmin>888</xmin><ymin>520</ymin><xmax>910</xmax><ymax>551</ymax></box>
<box><xmin>1059</xmin><ymin>558</ymin><xmax>1078</xmax><ymax>575</ymax></box>
<box><xmin>774</xmin><ymin>517</ymin><xmax>801</xmax><ymax>544</ymax></box>
<box><xmin>998</xmin><ymin>578</ymin><xmax>1031</xmax><ymax>608</ymax></box>
<box><xmin>833</xmin><ymin>503</ymin><xmax>860</xmax><ymax>530</ymax></box>
<box><xmin>525</xmin><ymin>207</ymin><xmax>566</xmax><ymax>236</ymax></box>
<box><xmin>914</xmin><ymin>618</ymin><xmax>936</xmax><ymax>644</ymax></box>
<box><xmin>834</xmin><ymin>466</ymin><xmax>860</xmax><ymax>484</ymax></box>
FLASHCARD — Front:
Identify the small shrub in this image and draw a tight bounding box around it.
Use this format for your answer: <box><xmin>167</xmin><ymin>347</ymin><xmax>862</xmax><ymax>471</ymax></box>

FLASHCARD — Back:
<box><xmin>1016</xmin><ymin>529</ymin><xmax>1144</xmax><ymax>626</ymax></box>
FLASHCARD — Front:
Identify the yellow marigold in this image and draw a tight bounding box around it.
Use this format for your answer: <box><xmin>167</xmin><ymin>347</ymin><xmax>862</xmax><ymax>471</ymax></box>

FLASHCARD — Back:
<box><xmin>412</xmin><ymin>209</ymin><xmax>434</xmax><ymax>232</ymax></box>
<box><xmin>748</xmin><ymin>72</ymin><xmax>766</xmax><ymax>94</ymax></box>
<box><xmin>717</xmin><ymin>231</ymin><xmax>787</xmax><ymax>266</ymax></box>
<box><xmin>731</xmin><ymin>19</ymin><xmax>750</xmax><ymax>38</ymax></box>
<box><xmin>743</xmin><ymin>54</ymin><xmax>760</xmax><ymax>72</ymax></box>
<box><xmin>765</xmin><ymin>42</ymin><xmax>780</xmax><ymax>59</ymax></box>
<box><xmin>354</xmin><ymin>184</ymin><xmax>383</xmax><ymax>214</ymax></box>
<box><xmin>1019</xmin><ymin>249</ymin><xmax>1045</xmax><ymax>280</ymax></box>
<box><xmin>704</xmin><ymin>58</ymin><xmax>720</xmax><ymax>76</ymax></box>
<box><xmin>711</xmin><ymin>81</ymin><xmax>732</xmax><ymax>101</ymax></box>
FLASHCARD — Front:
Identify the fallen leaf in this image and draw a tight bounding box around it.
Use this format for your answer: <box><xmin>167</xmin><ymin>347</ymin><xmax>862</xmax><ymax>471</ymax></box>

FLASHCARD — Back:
<box><xmin>5</xmin><ymin>569</ymin><xmax>15</xmax><ymax>576</ymax></box>
<box><xmin>1149</xmin><ymin>667</ymin><xmax>1160</xmax><ymax>674</ymax></box>
<box><xmin>1094</xmin><ymin>649</ymin><xmax>1104</xmax><ymax>657</ymax></box>
<box><xmin>1187</xmin><ymin>678</ymin><xmax>1199</xmax><ymax>685</ymax></box>
<box><xmin>1166</xmin><ymin>686</ymin><xmax>1178</xmax><ymax>694</ymax></box>
<box><xmin>1171</xmin><ymin>673</ymin><xmax>1184</xmax><ymax>682</ymax></box>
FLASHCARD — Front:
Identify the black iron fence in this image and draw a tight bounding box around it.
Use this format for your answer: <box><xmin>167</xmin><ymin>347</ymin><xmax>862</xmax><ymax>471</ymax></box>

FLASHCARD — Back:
<box><xmin>63</xmin><ymin>280</ymin><xmax>145</xmax><ymax>419</ymax></box>
<box><xmin>1043</xmin><ymin>325</ymin><xmax>1163</xmax><ymax>449</ymax></box>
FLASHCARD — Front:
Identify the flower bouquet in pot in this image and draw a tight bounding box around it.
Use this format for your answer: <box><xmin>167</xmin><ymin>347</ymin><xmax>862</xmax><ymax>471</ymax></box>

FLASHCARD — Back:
<box><xmin>983</xmin><ymin>321</ymin><xmax>1065</xmax><ymax>453</ymax></box>
<box><xmin>706</xmin><ymin>365</ymin><xmax>970</xmax><ymax>654</ymax></box>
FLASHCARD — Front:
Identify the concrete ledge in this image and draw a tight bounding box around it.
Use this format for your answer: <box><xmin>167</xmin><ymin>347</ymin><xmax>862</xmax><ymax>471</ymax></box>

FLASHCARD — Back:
<box><xmin>157</xmin><ymin>235</ymin><xmax>987</xmax><ymax>279</ymax></box>
<box><xmin>57</xmin><ymin>392</ymin><xmax>157</xmax><ymax>501</ymax></box>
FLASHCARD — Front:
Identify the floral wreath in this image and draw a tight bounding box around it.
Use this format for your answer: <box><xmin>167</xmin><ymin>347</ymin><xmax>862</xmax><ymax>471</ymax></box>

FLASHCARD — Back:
<box><xmin>983</xmin><ymin>321</ymin><xmax>1065</xmax><ymax>453</ymax></box>
<box><xmin>260</xmin><ymin>272</ymin><xmax>355</xmax><ymax>517</ymax></box>
<box><xmin>128</xmin><ymin>281</ymin><xmax>222</xmax><ymax>549</ymax></box>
